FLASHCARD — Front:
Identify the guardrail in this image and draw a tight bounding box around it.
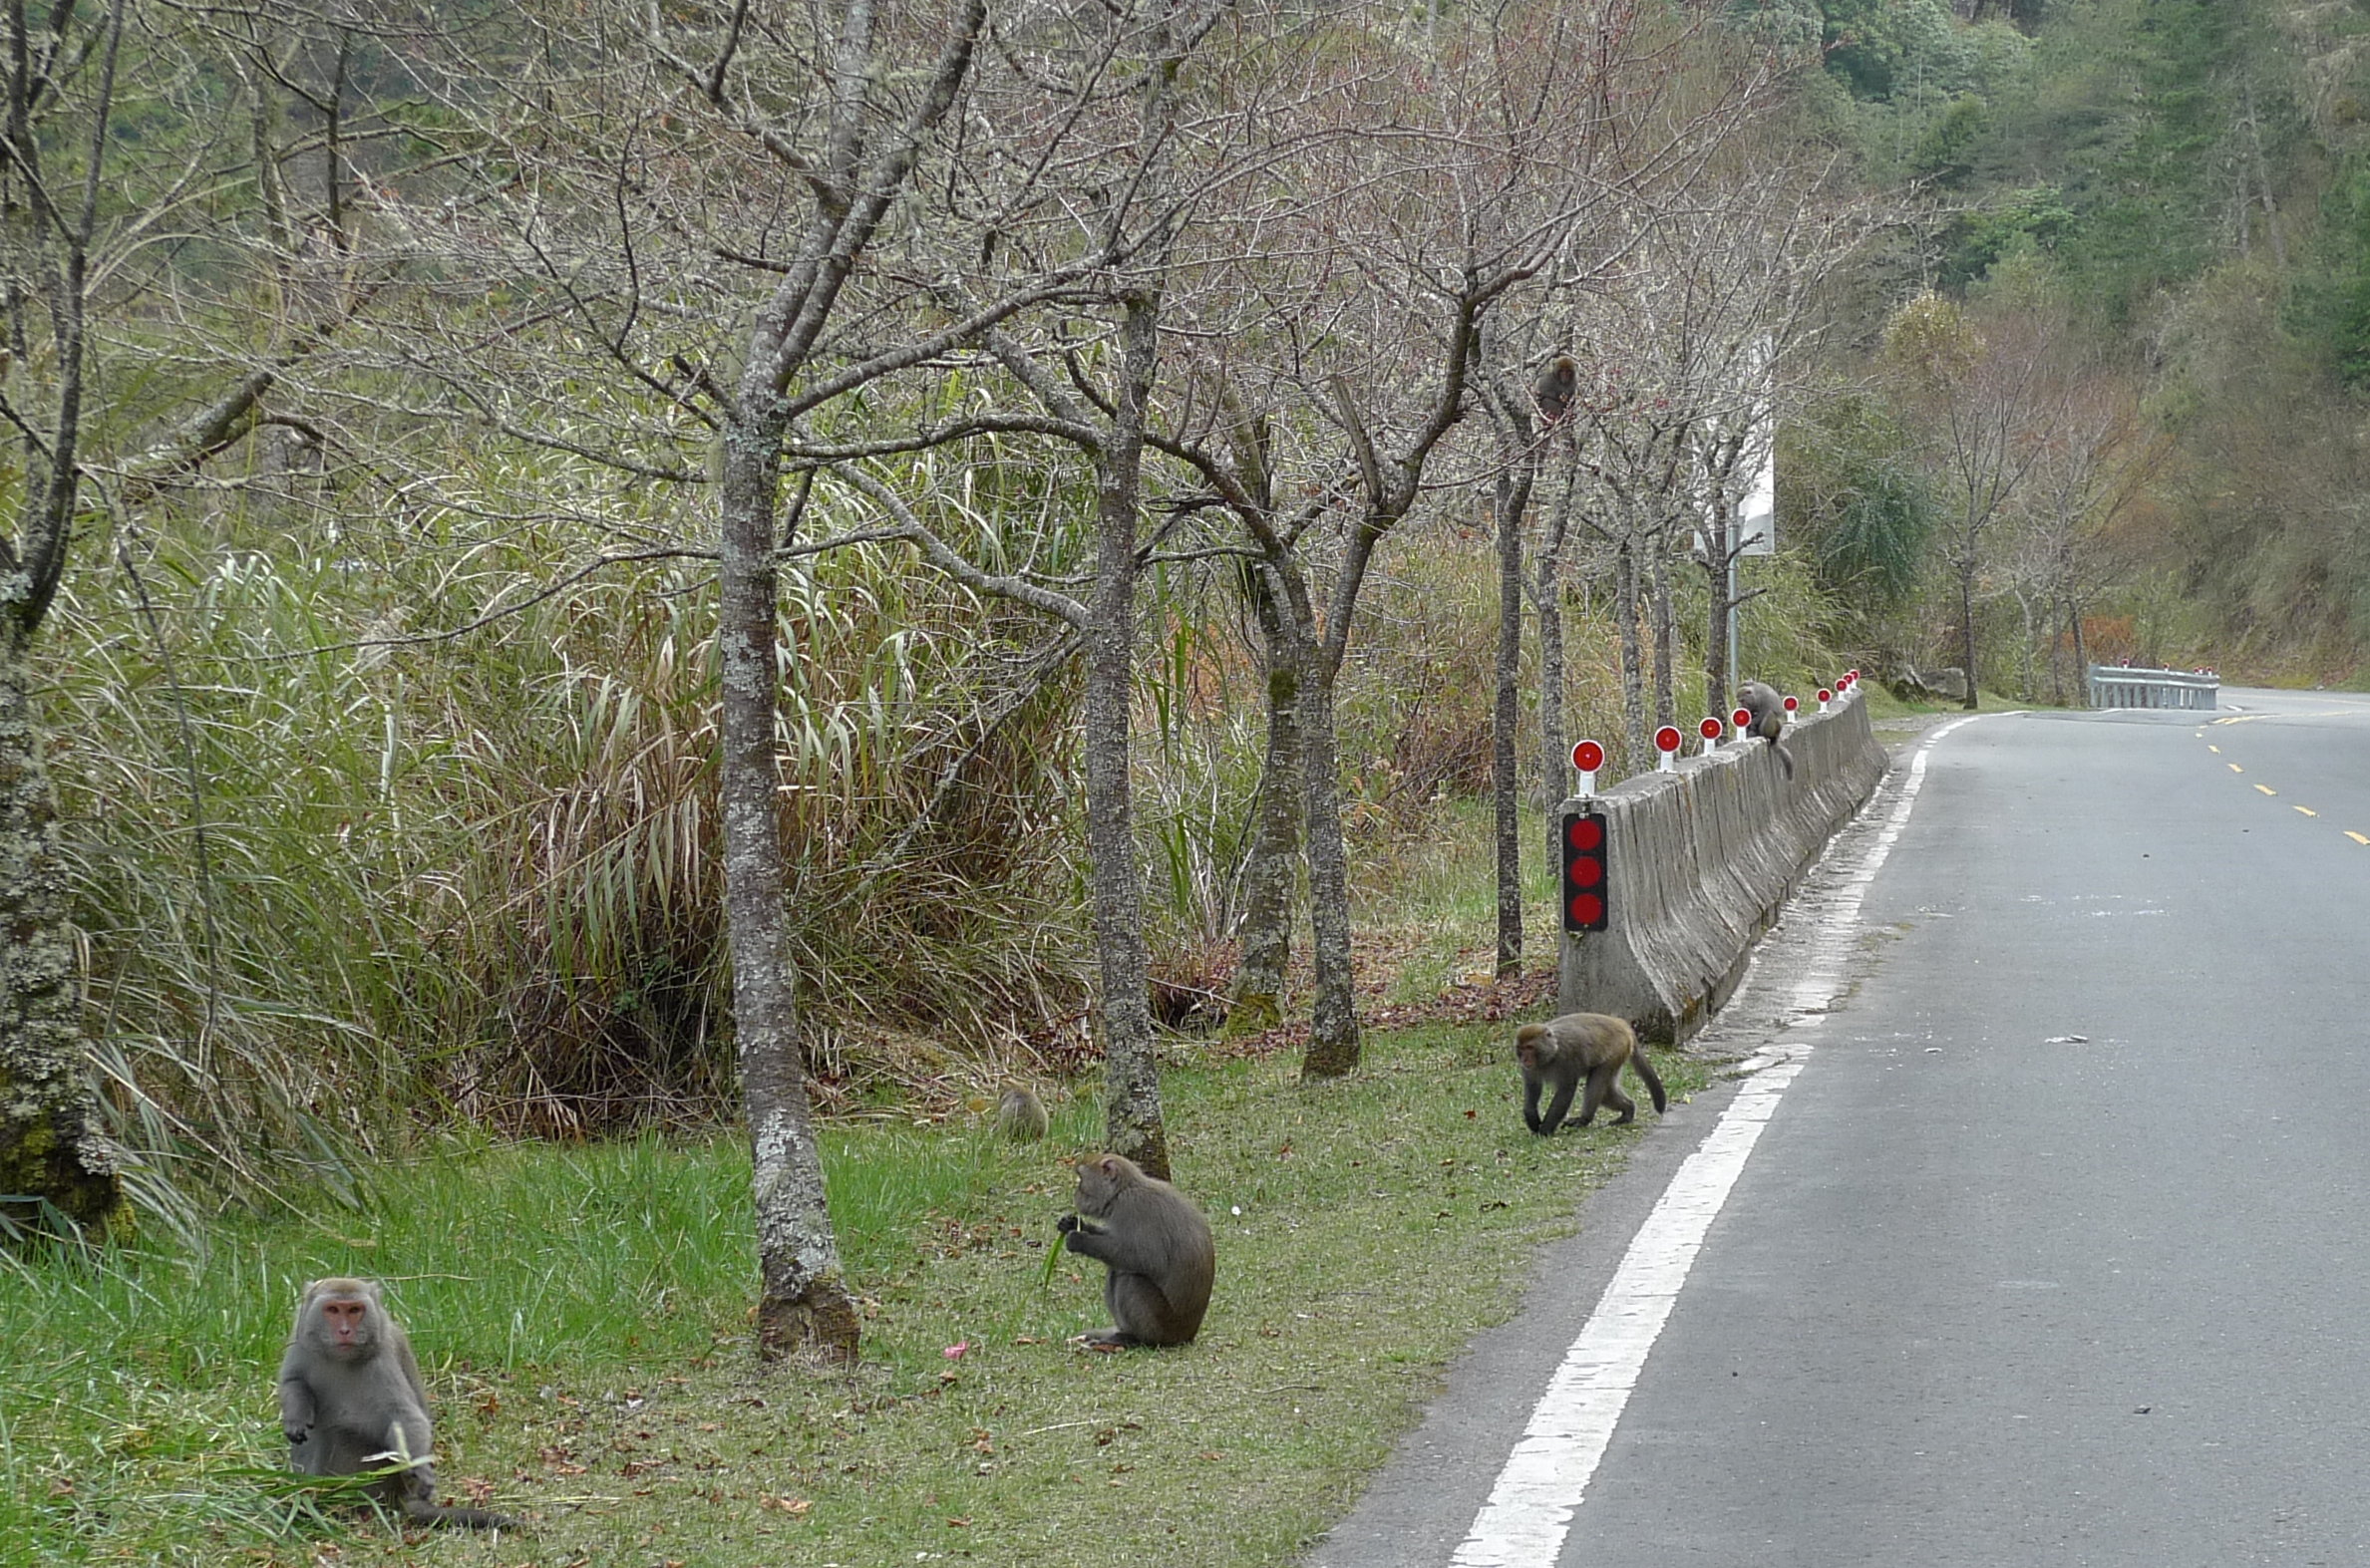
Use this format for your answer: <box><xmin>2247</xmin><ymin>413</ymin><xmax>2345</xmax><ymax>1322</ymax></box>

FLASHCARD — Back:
<box><xmin>2087</xmin><ymin>665</ymin><xmax>2218</xmax><ymax>711</ymax></box>
<box><xmin>1554</xmin><ymin>687</ymin><xmax>1888</xmax><ymax>1044</ymax></box>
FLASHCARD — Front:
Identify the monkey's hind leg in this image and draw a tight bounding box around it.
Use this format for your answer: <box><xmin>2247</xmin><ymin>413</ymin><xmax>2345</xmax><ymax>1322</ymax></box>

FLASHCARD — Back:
<box><xmin>1574</xmin><ymin>1062</ymin><xmax>1623</xmax><ymax>1126</ymax></box>
<box><xmin>1089</xmin><ymin>1272</ymin><xmax>1181</xmax><ymax>1349</ymax></box>
<box><xmin>1603</xmin><ymin>1081</ymin><xmax>1638</xmax><ymax>1124</ymax></box>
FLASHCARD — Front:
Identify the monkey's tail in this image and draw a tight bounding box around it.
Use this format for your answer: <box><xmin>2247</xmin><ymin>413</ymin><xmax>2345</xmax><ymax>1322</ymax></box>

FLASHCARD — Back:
<box><xmin>1631</xmin><ymin>1048</ymin><xmax>1668</xmax><ymax>1114</ymax></box>
<box><xmin>405</xmin><ymin>1499</ymin><xmax>521</xmax><ymax>1531</ymax></box>
<box><xmin>1769</xmin><ymin>736</ymin><xmax>1795</xmax><ymax>780</ymax></box>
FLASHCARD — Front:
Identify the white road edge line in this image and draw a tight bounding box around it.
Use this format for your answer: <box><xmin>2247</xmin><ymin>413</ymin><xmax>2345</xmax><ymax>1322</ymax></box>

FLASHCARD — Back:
<box><xmin>1446</xmin><ymin>714</ymin><xmax>1998</xmax><ymax>1568</ymax></box>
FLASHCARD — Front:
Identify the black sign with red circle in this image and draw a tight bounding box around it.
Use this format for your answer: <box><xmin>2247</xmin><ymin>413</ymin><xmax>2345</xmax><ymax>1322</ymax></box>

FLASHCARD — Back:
<box><xmin>1560</xmin><ymin>809</ymin><xmax>1609</xmax><ymax>933</ymax></box>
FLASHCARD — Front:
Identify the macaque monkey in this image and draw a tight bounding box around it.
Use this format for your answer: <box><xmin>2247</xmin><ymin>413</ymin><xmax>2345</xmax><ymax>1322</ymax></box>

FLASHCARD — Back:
<box><xmin>997</xmin><ymin>1086</ymin><xmax>1050</xmax><ymax>1141</ymax></box>
<box><xmin>276</xmin><ymin>1277</ymin><xmax>518</xmax><ymax>1531</ymax></box>
<box><xmin>1514</xmin><ymin>1012</ymin><xmax>1667</xmax><ymax>1136</ymax></box>
<box><xmin>1056</xmin><ymin>1153</ymin><xmax>1215</xmax><ymax>1348</ymax></box>
<box><xmin>1531</xmin><ymin>353</ymin><xmax>1577</xmax><ymax>426</ymax></box>
<box><xmin>1737</xmin><ymin>681</ymin><xmax>1795</xmax><ymax>779</ymax></box>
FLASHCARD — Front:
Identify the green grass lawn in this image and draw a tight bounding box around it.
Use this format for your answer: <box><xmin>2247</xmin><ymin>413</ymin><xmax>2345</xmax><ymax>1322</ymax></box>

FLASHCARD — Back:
<box><xmin>0</xmin><ymin>799</ymin><xmax>1709</xmax><ymax>1565</ymax></box>
<box><xmin>0</xmin><ymin>1017</ymin><xmax>1710</xmax><ymax>1567</ymax></box>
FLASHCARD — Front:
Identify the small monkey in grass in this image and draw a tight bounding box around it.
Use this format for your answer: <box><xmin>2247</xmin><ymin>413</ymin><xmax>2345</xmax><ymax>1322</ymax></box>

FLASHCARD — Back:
<box><xmin>997</xmin><ymin>1086</ymin><xmax>1050</xmax><ymax>1140</ymax></box>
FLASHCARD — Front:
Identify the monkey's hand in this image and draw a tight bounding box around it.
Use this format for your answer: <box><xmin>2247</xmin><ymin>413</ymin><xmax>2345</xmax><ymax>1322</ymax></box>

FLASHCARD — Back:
<box><xmin>283</xmin><ymin>1421</ymin><xmax>311</xmax><ymax>1446</ymax></box>
<box><xmin>1056</xmin><ymin>1213</ymin><xmax>1080</xmax><ymax>1235</ymax></box>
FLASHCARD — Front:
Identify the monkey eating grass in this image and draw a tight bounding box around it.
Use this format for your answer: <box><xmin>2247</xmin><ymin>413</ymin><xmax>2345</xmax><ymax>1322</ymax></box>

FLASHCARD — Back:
<box><xmin>1056</xmin><ymin>1153</ymin><xmax>1215</xmax><ymax>1348</ymax></box>
<box><xmin>276</xmin><ymin>1276</ymin><xmax>519</xmax><ymax>1531</ymax></box>
<box><xmin>1514</xmin><ymin>1013</ymin><xmax>1667</xmax><ymax>1136</ymax></box>
<box><xmin>1736</xmin><ymin>680</ymin><xmax>1796</xmax><ymax>780</ymax></box>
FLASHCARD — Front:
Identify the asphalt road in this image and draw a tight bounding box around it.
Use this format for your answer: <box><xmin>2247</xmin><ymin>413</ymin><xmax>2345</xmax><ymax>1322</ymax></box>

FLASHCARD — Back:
<box><xmin>1310</xmin><ymin>688</ymin><xmax>2370</xmax><ymax>1568</ymax></box>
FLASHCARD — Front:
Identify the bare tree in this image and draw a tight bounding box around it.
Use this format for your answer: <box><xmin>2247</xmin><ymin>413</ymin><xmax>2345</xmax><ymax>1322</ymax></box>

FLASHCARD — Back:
<box><xmin>1159</xmin><ymin>0</ymin><xmax>1760</xmax><ymax>1074</ymax></box>
<box><xmin>1882</xmin><ymin>290</ymin><xmax>2065</xmax><ymax>710</ymax></box>
<box><xmin>763</xmin><ymin>0</ymin><xmax>1273</xmax><ymax>1175</ymax></box>
<box><xmin>2005</xmin><ymin>374</ymin><xmax>2157</xmax><ymax>703</ymax></box>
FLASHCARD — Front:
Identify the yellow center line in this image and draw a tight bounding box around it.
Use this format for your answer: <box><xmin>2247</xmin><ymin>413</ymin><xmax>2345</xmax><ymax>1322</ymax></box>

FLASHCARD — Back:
<box><xmin>2350</xmin><ymin>832</ymin><xmax>2370</xmax><ymax>846</ymax></box>
<box><xmin>2207</xmin><ymin>745</ymin><xmax>2220</xmax><ymax>754</ymax></box>
<box><xmin>2254</xmin><ymin>784</ymin><xmax>2277</xmax><ymax>796</ymax></box>
<box><xmin>2228</xmin><ymin>763</ymin><xmax>2244</xmax><ymax>774</ymax></box>
<box><xmin>2296</xmin><ymin>805</ymin><xmax>2318</xmax><ymax>817</ymax></box>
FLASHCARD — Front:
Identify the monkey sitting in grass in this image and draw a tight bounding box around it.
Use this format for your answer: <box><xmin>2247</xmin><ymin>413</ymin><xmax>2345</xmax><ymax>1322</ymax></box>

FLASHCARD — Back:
<box><xmin>1057</xmin><ymin>1154</ymin><xmax>1215</xmax><ymax>1348</ymax></box>
<box><xmin>276</xmin><ymin>1276</ymin><xmax>519</xmax><ymax>1530</ymax></box>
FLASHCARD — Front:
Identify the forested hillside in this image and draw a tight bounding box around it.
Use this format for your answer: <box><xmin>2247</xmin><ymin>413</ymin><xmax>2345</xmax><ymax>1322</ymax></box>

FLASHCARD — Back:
<box><xmin>1779</xmin><ymin>0</ymin><xmax>2370</xmax><ymax>684</ymax></box>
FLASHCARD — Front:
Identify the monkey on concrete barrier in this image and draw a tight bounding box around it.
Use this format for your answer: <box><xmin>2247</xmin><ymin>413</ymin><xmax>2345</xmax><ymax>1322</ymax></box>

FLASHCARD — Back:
<box><xmin>1514</xmin><ymin>1012</ymin><xmax>1667</xmax><ymax>1135</ymax></box>
<box><xmin>997</xmin><ymin>1085</ymin><xmax>1050</xmax><ymax>1141</ymax></box>
<box><xmin>1057</xmin><ymin>1153</ymin><xmax>1215</xmax><ymax>1348</ymax></box>
<box><xmin>1737</xmin><ymin>681</ymin><xmax>1795</xmax><ymax>779</ymax></box>
<box><xmin>277</xmin><ymin>1277</ymin><xmax>519</xmax><ymax>1531</ymax></box>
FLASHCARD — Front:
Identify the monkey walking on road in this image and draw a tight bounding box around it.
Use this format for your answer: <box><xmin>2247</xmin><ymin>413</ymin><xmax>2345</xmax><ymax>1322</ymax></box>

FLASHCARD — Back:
<box><xmin>1515</xmin><ymin>1013</ymin><xmax>1667</xmax><ymax>1136</ymax></box>
<box><xmin>1736</xmin><ymin>680</ymin><xmax>1795</xmax><ymax>780</ymax></box>
<box><xmin>1057</xmin><ymin>1153</ymin><xmax>1215</xmax><ymax>1348</ymax></box>
<box><xmin>277</xmin><ymin>1277</ymin><xmax>519</xmax><ymax>1531</ymax></box>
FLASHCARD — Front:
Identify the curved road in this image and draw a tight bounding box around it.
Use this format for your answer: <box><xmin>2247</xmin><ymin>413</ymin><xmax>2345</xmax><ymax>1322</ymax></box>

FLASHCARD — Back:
<box><xmin>1312</xmin><ymin>687</ymin><xmax>2370</xmax><ymax>1568</ymax></box>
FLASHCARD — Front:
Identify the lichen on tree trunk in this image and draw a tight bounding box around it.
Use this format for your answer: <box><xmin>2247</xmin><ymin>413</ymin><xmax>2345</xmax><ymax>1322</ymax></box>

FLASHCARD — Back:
<box><xmin>0</xmin><ymin>635</ymin><xmax>123</xmax><ymax>1237</ymax></box>
<box><xmin>1223</xmin><ymin>568</ymin><xmax>1300</xmax><ymax>1040</ymax></box>
<box><xmin>1296</xmin><ymin>657</ymin><xmax>1361</xmax><ymax>1080</ymax></box>
<box><xmin>719</xmin><ymin>410</ymin><xmax>858</xmax><ymax>1363</ymax></box>
<box><xmin>1082</xmin><ymin>291</ymin><xmax>1172</xmax><ymax>1180</ymax></box>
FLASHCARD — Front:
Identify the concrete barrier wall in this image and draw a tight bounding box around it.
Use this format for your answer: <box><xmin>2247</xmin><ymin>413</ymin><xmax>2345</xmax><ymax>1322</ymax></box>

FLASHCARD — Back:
<box><xmin>1555</xmin><ymin>693</ymin><xmax>1888</xmax><ymax>1043</ymax></box>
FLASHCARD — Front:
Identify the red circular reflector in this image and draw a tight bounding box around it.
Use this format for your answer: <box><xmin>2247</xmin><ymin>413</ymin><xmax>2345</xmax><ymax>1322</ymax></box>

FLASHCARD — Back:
<box><xmin>1698</xmin><ymin>717</ymin><xmax>1721</xmax><ymax>740</ymax></box>
<box><xmin>1732</xmin><ymin>708</ymin><xmax>1751</xmax><ymax>729</ymax></box>
<box><xmin>1566</xmin><ymin>816</ymin><xmax>1603</xmax><ymax>850</ymax></box>
<box><xmin>1568</xmin><ymin>893</ymin><xmax>1604</xmax><ymax>925</ymax></box>
<box><xmin>1568</xmin><ymin>857</ymin><xmax>1603</xmax><ymax>888</ymax></box>
<box><xmin>1572</xmin><ymin>740</ymin><xmax>1605</xmax><ymax>772</ymax></box>
<box><xmin>1783</xmin><ymin>696</ymin><xmax>1798</xmax><ymax>712</ymax></box>
<box><xmin>1818</xmin><ymin>688</ymin><xmax>1833</xmax><ymax>702</ymax></box>
<box><xmin>1654</xmin><ymin>726</ymin><xmax>1680</xmax><ymax>752</ymax></box>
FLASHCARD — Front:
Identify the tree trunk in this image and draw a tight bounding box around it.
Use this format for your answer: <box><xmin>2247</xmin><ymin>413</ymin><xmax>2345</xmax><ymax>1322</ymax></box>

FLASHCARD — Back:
<box><xmin>718</xmin><ymin>411</ymin><xmax>859</xmax><ymax>1363</ymax></box>
<box><xmin>1533</xmin><ymin>454</ymin><xmax>1580</xmax><ymax>808</ymax></box>
<box><xmin>1223</xmin><ymin>565</ymin><xmax>1300</xmax><ymax>1039</ymax></box>
<box><xmin>0</xmin><ymin>633</ymin><xmax>123</xmax><ymax>1238</ymax></box>
<box><xmin>0</xmin><ymin>0</ymin><xmax>124</xmax><ymax>1243</ymax></box>
<box><xmin>1535</xmin><ymin>534</ymin><xmax>1568</xmax><ymax>808</ymax></box>
<box><xmin>1085</xmin><ymin>291</ymin><xmax>1170</xmax><ymax>1177</ymax></box>
<box><xmin>1297</xmin><ymin>654</ymin><xmax>1360</xmax><ymax>1079</ymax></box>
<box><xmin>1616</xmin><ymin>537</ymin><xmax>1648</xmax><ymax>772</ymax></box>
<box><xmin>1958</xmin><ymin>554</ymin><xmax>1982</xmax><ymax>710</ymax></box>
<box><xmin>1492</xmin><ymin>470</ymin><xmax>1526</xmax><ymax>980</ymax></box>
<box><xmin>2068</xmin><ymin>595</ymin><xmax>2090</xmax><ymax>708</ymax></box>
<box><xmin>1650</xmin><ymin>539</ymin><xmax>1678</xmax><ymax>732</ymax></box>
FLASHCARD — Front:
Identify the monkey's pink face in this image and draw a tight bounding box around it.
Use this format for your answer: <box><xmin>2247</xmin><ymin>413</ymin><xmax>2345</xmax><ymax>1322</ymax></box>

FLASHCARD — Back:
<box><xmin>318</xmin><ymin>1297</ymin><xmax>372</xmax><ymax>1351</ymax></box>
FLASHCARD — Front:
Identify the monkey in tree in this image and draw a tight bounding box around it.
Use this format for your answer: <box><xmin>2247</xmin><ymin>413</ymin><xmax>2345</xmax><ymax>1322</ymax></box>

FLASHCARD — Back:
<box><xmin>997</xmin><ymin>1085</ymin><xmax>1050</xmax><ymax>1141</ymax></box>
<box><xmin>1737</xmin><ymin>681</ymin><xmax>1795</xmax><ymax>780</ymax></box>
<box><xmin>1531</xmin><ymin>353</ymin><xmax>1577</xmax><ymax>426</ymax></box>
<box><xmin>1514</xmin><ymin>1013</ymin><xmax>1667</xmax><ymax>1136</ymax></box>
<box><xmin>1056</xmin><ymin>1153</ymin><xmax>1215</xmax><ymax>1348</ymax></box>
<box><xmin>277</xmin><ymin>1277</ymin><xmax>519</xmax><ymax>1531</ymax></box>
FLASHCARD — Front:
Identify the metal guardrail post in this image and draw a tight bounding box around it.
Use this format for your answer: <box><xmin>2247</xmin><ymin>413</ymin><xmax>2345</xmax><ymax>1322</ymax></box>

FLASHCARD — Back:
<box><xmin>2086</xmin><ymin>665</ymin><xmax>2219</xmax><ymax>711</ymax></box>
